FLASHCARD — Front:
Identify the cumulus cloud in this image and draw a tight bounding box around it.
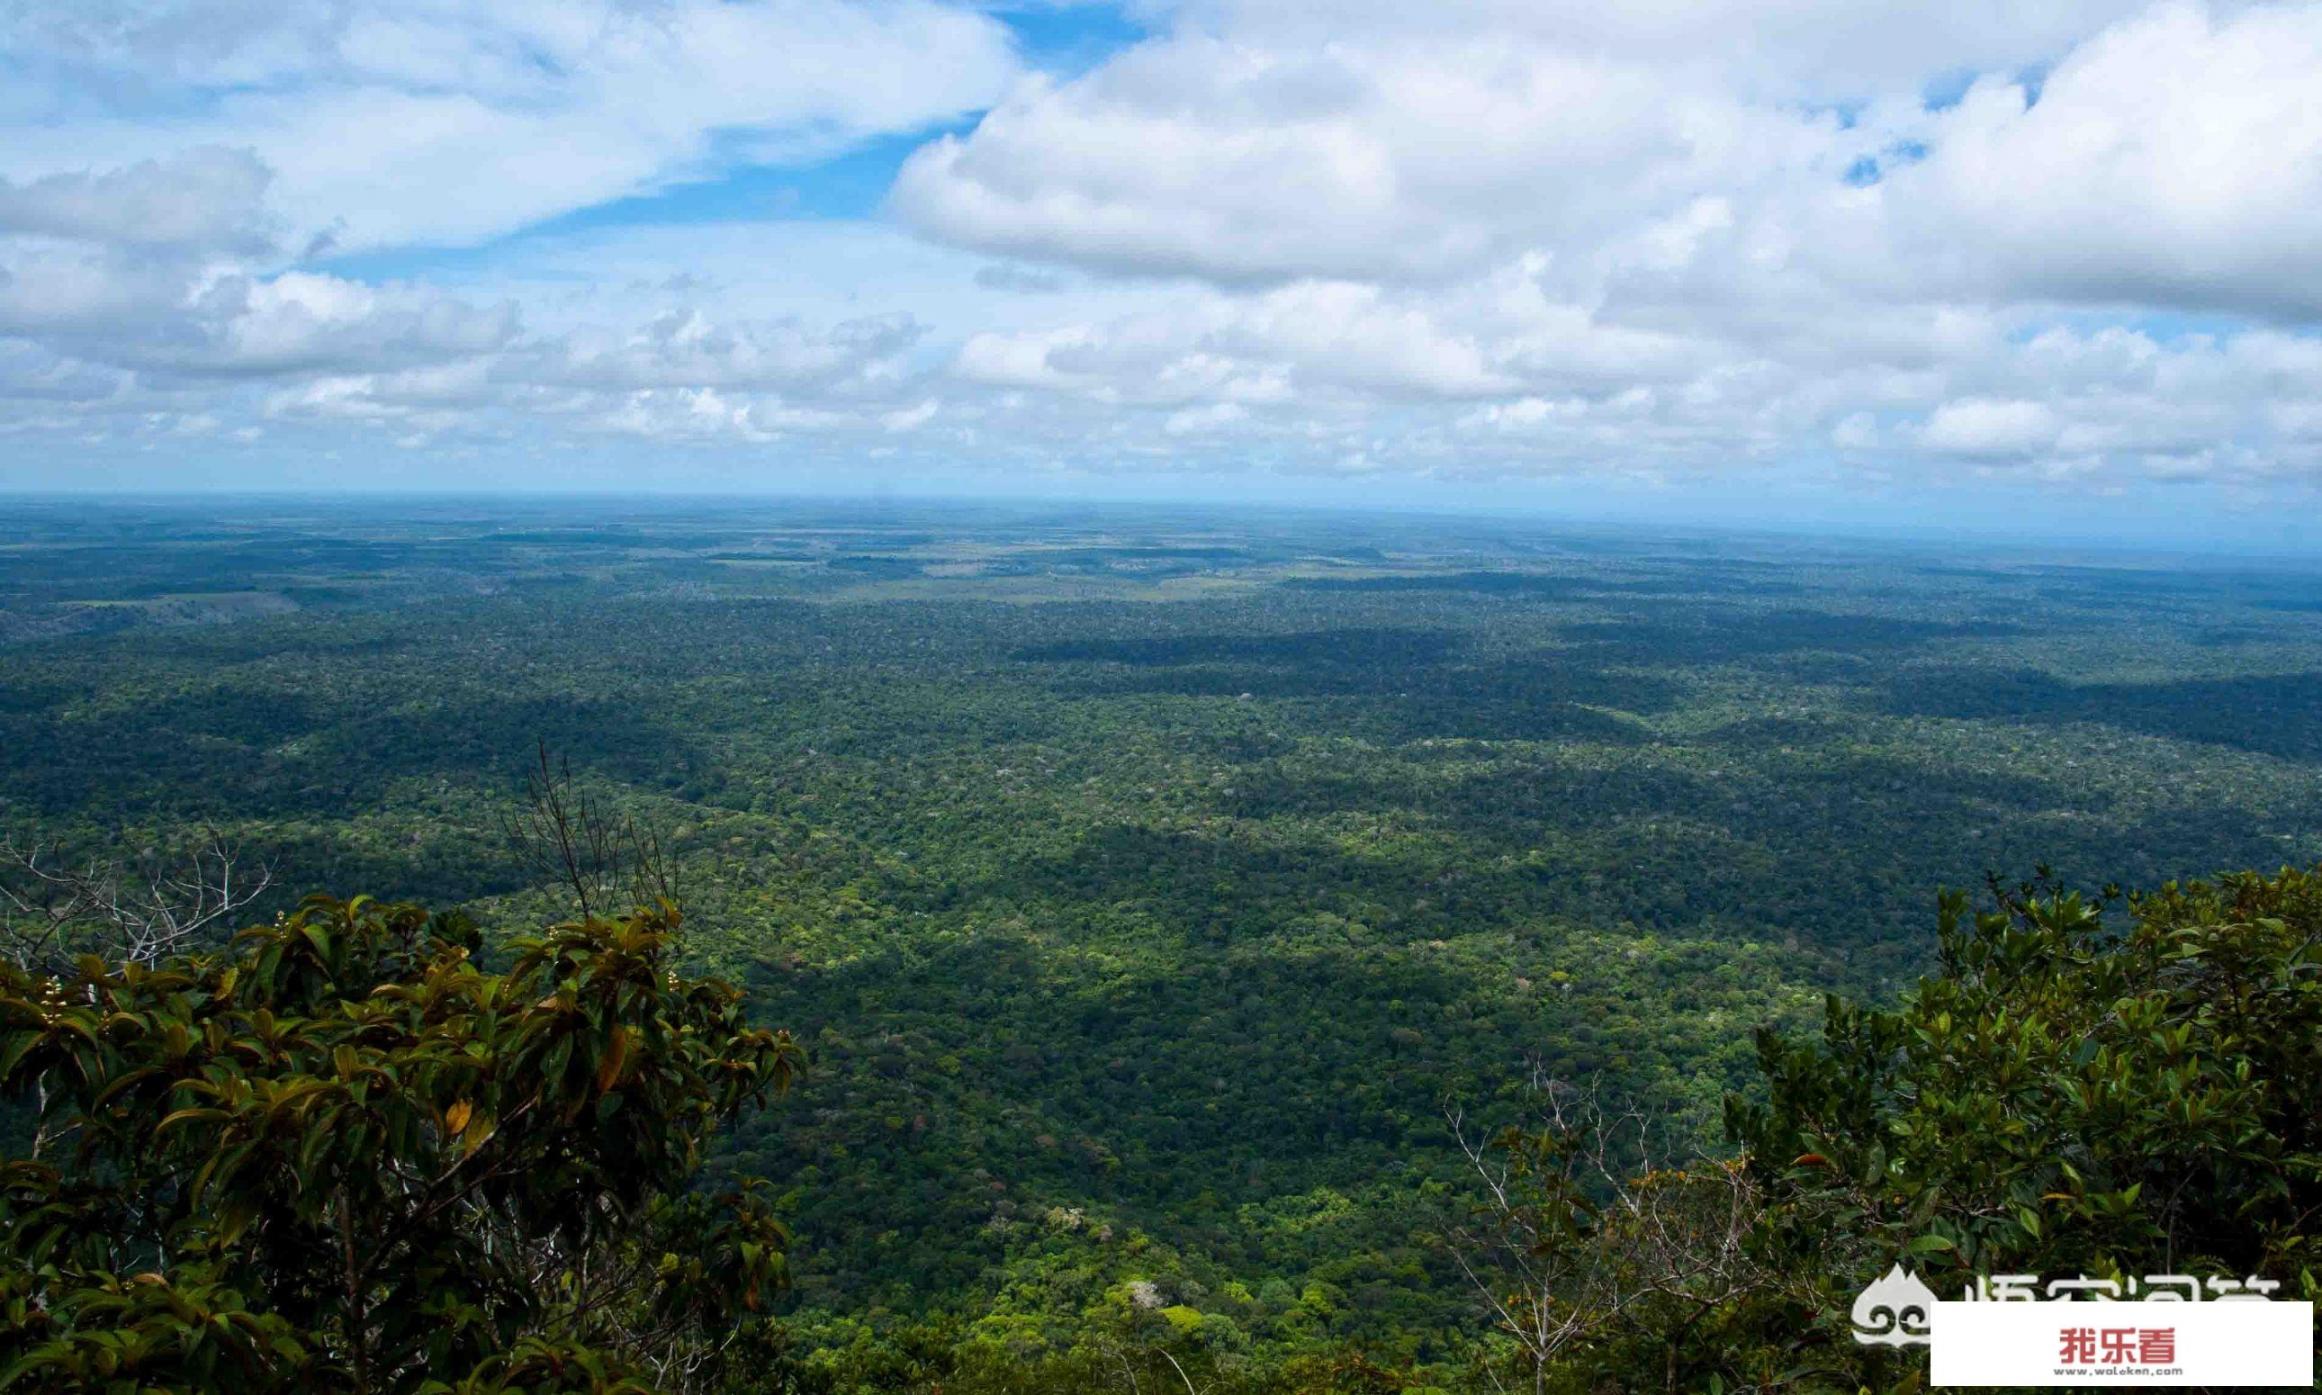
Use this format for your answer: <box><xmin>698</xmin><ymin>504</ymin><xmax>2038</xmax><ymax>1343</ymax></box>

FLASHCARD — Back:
<box><xmin>1919</xmin><ymin>398</ymin><xmax>2063</xmax><ymax>458</ymax></box>
<box><xmin>544</xmin><ymin>309</ymin><xmax>924</xmax><ymax>395</ymax></box>
<box><xmin>0</xmin><ymin>146</ymin><xmax>276</xmax><ymax>253</ymax></box>
<box><xmin>897</xmin><ymin>1</ymin><xmax>2322</xmax><ymax>316</ymax></box>
<box><xmin>2</xmin><ymin>0</ymin><xmax>1024</xmax><ymax>252</ymax></box>
<box><xmin>0</xmin><ymin>243</ymin><xmax>520</xmax><ymax>382</ymax></box>
<box><xmin>1152</xmin><ymin>0</ymin><xmax>2141</xmax><ymax>95</ymax></box>
<box><xmin>892</xmin><ymin>34</ymin><xmax>1832</xmax><ymax>284</ymax></box>
<box><xmin>1874</xmin><ymin>2</ymin><xmax>2322</xmax><ymax>317</ymax></box>
<box><xmin>3</xmin><ymin>0</ymin><xmax>2322</xmax><ymax>508</ymax></box>
<box><xmin>878</xmin><ymin>0</ymin><xmax>2322</xmax><ymax>494</ymax></box>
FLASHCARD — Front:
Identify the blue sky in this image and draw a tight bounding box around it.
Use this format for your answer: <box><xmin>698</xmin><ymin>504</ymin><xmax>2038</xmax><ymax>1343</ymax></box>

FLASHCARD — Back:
<box><xmin>320</xmin><ymin>4</ymin><xmax>1154</xmax><ymax>269</ymax></box>
<box><xmin>1</xmin><ymin>0</ymin><xmax>2320</xmax><ymax>547</ymax></box>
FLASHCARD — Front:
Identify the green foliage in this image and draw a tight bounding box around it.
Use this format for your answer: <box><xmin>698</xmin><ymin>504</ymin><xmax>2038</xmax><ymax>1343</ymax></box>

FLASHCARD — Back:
<box><xmin>0</xmin><ymin>896</ymin><xmax>800</xmax><ymax>1394</ymax></box>
<box><xmin>8</xmin><ymin>501</ymin><xmax>2322</xmax><ymax>1383</ymax></box>
<box><xmin>1730</xmin><ymin>866</ymin><xmax>2322</xmax><ymax>1335</ymax></box>
<box><xmin>1416</xmin><ymin>867</ymin><xmax>2322</xmax><ymax>1394</ymax></box>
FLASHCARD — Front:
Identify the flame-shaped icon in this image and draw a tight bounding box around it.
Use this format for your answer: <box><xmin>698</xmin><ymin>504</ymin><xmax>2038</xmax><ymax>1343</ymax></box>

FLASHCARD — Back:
<box><xmin>1851</xmin><ymin>1262</ymin><xmax>1937</xmax><ymax>1346</ymax></box>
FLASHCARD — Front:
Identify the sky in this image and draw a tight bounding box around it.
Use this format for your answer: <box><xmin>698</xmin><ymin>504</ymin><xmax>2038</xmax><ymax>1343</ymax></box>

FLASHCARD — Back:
<box><xmin>1</xmin><ymin>1</ymin><xmax>2320</xmax><ymax>545</ymax></box>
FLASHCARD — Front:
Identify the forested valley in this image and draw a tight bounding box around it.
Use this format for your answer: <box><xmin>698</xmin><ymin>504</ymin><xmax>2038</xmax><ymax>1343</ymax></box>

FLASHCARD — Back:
<box><xmin>4</xmin><ymin>498</ymin><xmax>2319</xmax><ymax>1392</ymax></box>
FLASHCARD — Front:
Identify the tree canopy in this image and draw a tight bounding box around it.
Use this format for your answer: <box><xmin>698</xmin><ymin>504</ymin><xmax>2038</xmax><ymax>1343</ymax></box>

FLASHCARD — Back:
<box><xmin>0</xmin><ymin>896</ymin><xmax>798</xmax><ymax>1395</ymax></box>
<box><xmin>1446</xmin><ymin>865</ymin><xmax>2322</xmax><ymax>1394</ymax></box>
<box><xmin>5</xmin><ymin>868</ymin><xmax>2319</xmax><ymax>1392</ymax></box>
<box><xmin>7</xmin><ymin>503</ymin><xmax>2322</xmax><ymax>1391</ymax></box>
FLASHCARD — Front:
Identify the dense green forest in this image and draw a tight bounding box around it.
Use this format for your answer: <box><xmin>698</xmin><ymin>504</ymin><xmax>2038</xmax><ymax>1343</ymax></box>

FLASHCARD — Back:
<box><xmin>4</xmin><ymin>498</ymin><xmax>2320</xmax><ymax>1389</ymax></box>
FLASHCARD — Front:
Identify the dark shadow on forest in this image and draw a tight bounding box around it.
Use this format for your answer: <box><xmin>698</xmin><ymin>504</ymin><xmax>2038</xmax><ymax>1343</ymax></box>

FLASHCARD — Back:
<box><xmin>1559</xmin><ymin>609</ymin><xmax>2023</xmax><ymax>664</ymax></box>
<box><xmin>1883</xmin><ymin>668</ymin><xmax>2322</xmax><ymax>764</ymax></box>
<box><xmin>1016</xmin><ymin>631</ymin><xmax>1679</xmax><ymax>744</ymax></box>
<box><xmin>1013</xmin><ymin>627</ymin><xmax>1459</xmax><ymax>668</ymax></box>
<box><xmin>1275</xmin><ymin>570</ymin><xmax>1809</xmax><ymax>600</ymax></box>
<box><xmin>0</xmin><ymin>688</ymin><xmax>711</xmax><ymax>820</ymax></box>
<box><xmin>1281</xmin><ymin>573</ymin><xmax>1596</xmax><ymax>598</ymax></box>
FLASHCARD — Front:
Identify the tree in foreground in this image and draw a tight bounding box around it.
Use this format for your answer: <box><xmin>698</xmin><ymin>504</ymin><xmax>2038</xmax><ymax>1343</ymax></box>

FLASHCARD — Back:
<box><xmin>1454</xmin><ymin>865</ymin><xmax>2322</xmax><ymax>1393</ymax></box>
<box><xmin>0</xmin><ymin>894</ymin><xmax>799</xmax><ymax>1394</ymax></box>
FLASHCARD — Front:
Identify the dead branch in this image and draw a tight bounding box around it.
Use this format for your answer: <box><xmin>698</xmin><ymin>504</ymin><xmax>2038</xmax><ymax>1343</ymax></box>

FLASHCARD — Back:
<box><xmin>500</xmin><ymin>740</ymin><xmax>679</xmax><ymax>922</ymax></box>
<box><xmin>0</xmin><ymin>827</ymin><xmax>273</xmax><ymax>973</ymax></box>
<box><xmin>1442</xmin><ymin>1072</ymin><xmax>1772</xmax><ymax>1395</ymax></box>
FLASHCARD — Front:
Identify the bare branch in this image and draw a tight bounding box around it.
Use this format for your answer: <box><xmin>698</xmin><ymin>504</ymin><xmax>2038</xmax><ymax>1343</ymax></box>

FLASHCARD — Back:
<box><xmin>0</xmin><ymin>827</ymin><xmax>273</xmax><ymax>974</ymax></box>
<box><xmin>1442</xmin><ymin>1073</ymin><xmax>1773</xmax><ymax>1395</ymax></box>
<box><xmin>501</xmin><ymin>741</ymin><xmax>680</xmax><ymax>923</ymax></box>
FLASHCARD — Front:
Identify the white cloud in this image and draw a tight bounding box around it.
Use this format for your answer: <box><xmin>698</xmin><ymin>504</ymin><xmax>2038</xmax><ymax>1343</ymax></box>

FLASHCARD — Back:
<box><xmin>892</xmin><ymin>32</ymin><xmax>1833</xmax><ymax>284</ymax></box>
<box><xmin>1163</xmin><ymin>401</ymin><xmax>1246</xmax><ymax>434</ymax></box>
<box><xmin>898</xmin><ymin>2</ymin><xmax>2322</xmax><ymax>319</ymax></box>
<box><xmin>3</xmin><ymin>0</ymin><xmax>2322</xmax><ymax>512</ymax></box>
<box><xmin>1151</xmin><ymin>0</ymin><xmax>2141</xmax><ymax>94</ymax></box>
<box><xmin>876</xmin><ymin>0</ymin><xmax>2322</xmax><ymax>495</ymax></box>
<box><xmin>543</xmin><ymin>308</ymin><xmax>923</xmax><ymax>395</ymax></box>
<box><xmin>3</xmin><ymin>0</ymin><xmax>1023</xmax><ymax>252</ymax></box>
<box><xmin>1861</xmin><ymin>2</ymin><xmax>2322</xmax><ymax>317</ymax></box>
<box><xmin>196</xmin><ymin>272</ymin><xmax>520</xmax><ymax>375</ymax></box>
<box><xmin>0</xmin><ymin>146</ymin><xmax>275</xmax><ymax>253</ymax></box>
<box><xmin>882</xmin><ymin>398</ymin><xmax>940</xmax><ymax>431</ymax></box>
<box><xmin>1919</xmin><ymin>398</ymin><xmax>2062</xmax><ymax>458</ymax></box>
